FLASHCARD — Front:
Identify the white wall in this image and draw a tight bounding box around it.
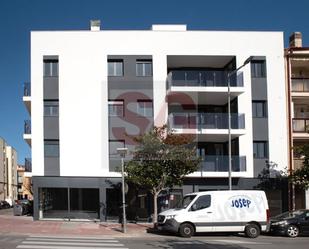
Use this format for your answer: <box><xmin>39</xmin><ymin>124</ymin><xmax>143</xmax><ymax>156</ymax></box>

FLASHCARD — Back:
<box><xmin>31</xmin><ymin>29</ymin><xmax>287</xmax><ymax>178</ymax></box>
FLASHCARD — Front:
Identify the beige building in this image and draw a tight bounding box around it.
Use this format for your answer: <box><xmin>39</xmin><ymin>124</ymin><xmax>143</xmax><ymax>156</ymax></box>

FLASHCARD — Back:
<box><xmin>17</xmin><ymin>165</ymin><xmax>33</xmax><ymax>200</ymax></box>
<box><xmin>0</xmin><ymin>137</ymin><xmax>18</xmax><ymax>205</ymax></box>
<box><xmin>285</xmin><ymin>32</ymin><xmax>309</xmax><ymax>210</ymax></box>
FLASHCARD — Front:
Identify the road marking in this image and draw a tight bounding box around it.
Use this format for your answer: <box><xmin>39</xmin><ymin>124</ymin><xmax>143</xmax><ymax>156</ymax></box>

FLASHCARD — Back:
<box><xmin>209</xmin><ymin>239</ymin><xmax>272</xmax><ymax>245</ymax></box>
<box><xmin>26</xmin><ymin>238</ymin><xmax>118</xmax><ymax>243</ymax></box>
<box><xmin>17</xmin><ymin>246</ymin><xmax>128</xmax><ymax>249</ymax></box>
<box><xmin>16</xmin><ymin>236</ymin><xmax>128</xmax><ymax>249</ymax></box>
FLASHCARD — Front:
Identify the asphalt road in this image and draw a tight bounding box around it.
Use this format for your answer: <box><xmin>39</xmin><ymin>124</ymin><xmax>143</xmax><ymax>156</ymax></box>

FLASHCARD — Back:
<box><xmin>0</xmin><ymin>233</ymin><xmax>308</xmax><ymax>249</ymax></box>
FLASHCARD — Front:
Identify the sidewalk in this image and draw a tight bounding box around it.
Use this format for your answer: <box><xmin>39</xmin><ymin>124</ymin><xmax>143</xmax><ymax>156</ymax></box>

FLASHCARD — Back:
<box><xmin>0</xmin><ymin>211</ymin><xmax>154</xmax><ymax>237</ymax></box>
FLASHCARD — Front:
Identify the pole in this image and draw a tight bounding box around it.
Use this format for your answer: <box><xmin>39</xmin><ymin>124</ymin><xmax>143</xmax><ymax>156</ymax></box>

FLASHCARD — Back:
<box><xmin>121</xmin><ymin>156</ymin><xmax>127</xmax><ymax>233</ymax></box>
<box><xmin>228</xmin><ymin>74</ymin><xmax>232</xmax><ymax>190</ymax></box>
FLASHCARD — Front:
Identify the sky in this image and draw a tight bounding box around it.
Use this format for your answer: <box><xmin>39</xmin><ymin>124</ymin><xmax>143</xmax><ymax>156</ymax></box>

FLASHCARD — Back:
<box><xmin>0</xmin><ymin>0</ymin><xmax>309</xmax><ymax>164</ymax></box>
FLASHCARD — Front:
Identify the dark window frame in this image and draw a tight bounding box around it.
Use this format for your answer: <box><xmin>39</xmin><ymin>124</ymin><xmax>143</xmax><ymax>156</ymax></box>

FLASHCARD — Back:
<box><xmin>253</xmin><ymin>141</ymin><xmax>268</xmax><ymax>159</ymax></box>
<box><xmin>136</xmin><ymin>59</ymin><xmax>153</xmax><ymax>77</ymax></box>
<box><xmin>109</xmin><ymin>139</ymin><xmax>125</xmax><ymax>157</ymax></box>
<box><xmin>108</xmin><ymin>100</ymin><xmax>124</xmax><ymax>117</ymax></box>
<box><xmin>108</xmin><ymin>59</ymin><xmax>124</xmax><ymax>76</ymax></box>
<box><xmin>252</xmin><ymin>101</ymin><xmax>267</xmax><ymax>118</ymax></box>
<box><xmin>43</xmin><ymin>59</ymin><xmax>59</xmax><ymax>77</ymax></box>
<box><xmin>44</xmin><ymin>140</ymin><xmax>60</xmax><ymax>158</ymax></box>
<box><xmin>251</xmin><ymin>60</ymin><xmax>266</xmax><ymax>78</ymax></box>
<box><xmin>44</xmin><ymin>100</ymin><xmax>59</xmax><ymax>117</ymax></box>
<box><xmin>137</xmin><ymin>99</ymin><xmax>153</xmax><ymax>117</ymax></box>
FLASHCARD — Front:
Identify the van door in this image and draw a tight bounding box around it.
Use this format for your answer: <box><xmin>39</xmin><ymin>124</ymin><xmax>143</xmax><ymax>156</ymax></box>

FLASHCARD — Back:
<box><xmin>188</xmin><ymin>194</ymin><xmax>213</xmax><ymax>232</ymax></box>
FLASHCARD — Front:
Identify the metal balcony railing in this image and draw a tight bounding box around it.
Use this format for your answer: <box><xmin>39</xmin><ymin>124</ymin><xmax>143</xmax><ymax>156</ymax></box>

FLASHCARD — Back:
<box><xmin>293</xmin><ymin>118</ymin><xmax>309</xmax><ymax>132</ymax></box>
<box><xmin>168</xmin><ymin>113</ymin><xmax>245</xmax><ymax>129</ymax></box>
<box><xmin>25</xmin><ymin>158</ymin><xmax>32</xmax><ymax>172</ymax></box>
<box><xmin>200</xmin><ymin>155</ymin><xmax>246</xmax><ymax>172</ymax></box>
<box><xmin>24</xmin><ymin>120</ymin><xmax>31</xmax><ymax>134</ymax></box>
<box><xmin>292</xmin><ymin>78</ymin><xmax>309</xmax><ymax>92</ymax></box>
<box><xmin>167</xmin><ymin>70</ymin><xmax>243</xmax><ymax>88</ymax></box>
<box><xmin>23</xmin><ymin>82</ymin><xmax>31</xmax><ymax>96</ymax></box>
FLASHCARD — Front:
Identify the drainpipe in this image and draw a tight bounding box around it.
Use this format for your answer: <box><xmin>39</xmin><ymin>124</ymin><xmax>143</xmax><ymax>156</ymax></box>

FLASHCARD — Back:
<box><xmin>285</xmin><ymin>48</ymin><xmax>295</xmax><ymax>211</ymax></box>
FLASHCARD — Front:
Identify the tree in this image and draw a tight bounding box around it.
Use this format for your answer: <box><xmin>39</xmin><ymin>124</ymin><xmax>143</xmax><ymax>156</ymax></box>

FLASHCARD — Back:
<box><xmin>125</xmin><ymin>126</ymin><xmax>201</xmax><ymax>225</ymax></box>
<box><xmin>290</xmin><ymin>144</ymin><xmax>309</xmax><ymax>190</ymax></box>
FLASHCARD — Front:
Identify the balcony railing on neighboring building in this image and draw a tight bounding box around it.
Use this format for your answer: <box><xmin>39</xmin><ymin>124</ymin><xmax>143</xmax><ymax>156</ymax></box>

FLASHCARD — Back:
<box><xmin>292</xmin><ymin>78</ymin><xmax>309</xmax><ymax>92</ymax></box>
<box><xmin>167</xmin><ymin>70</ymin><xmax>243</xmax><ymax>88</ymax></box>
<box><xmin>25</xmin><ymin>158</ymin><xmax>32</xmax><ymax>172</ymax></box>
<box><xmin>168</xmin><ymin>113</ymin><xmax>245</xmax><ymax>129</ymax></box>
<box><xmin>200</xmin><ymin>155</ymin><xmax>246</xmax><ymax>172</ymax></box>
<box><xmin>23</xmin><ymin>82</ymin><xmax>31</xmax><ymax>96</ymax></box>
<box><xmin>293</xmin><ymin>118</ymin><xmax>309</xmax><ymax>132</ymax></box>
<box><xmin>24</xmin><ymin>120</ymin><xmax>31</xmax><ymax>134</ymax></box>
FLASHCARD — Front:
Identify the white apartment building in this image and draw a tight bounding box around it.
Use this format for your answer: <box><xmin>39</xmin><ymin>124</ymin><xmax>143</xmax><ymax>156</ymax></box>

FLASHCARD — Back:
<box><xmin>25</xmin><ymin>22</ymin><xmax>288</xmax><ymax>221</ymax></box>
<box><xmin>0</xmin><ymin>137</ymin><xmax>18</xmax><ymax>205</ymax></box>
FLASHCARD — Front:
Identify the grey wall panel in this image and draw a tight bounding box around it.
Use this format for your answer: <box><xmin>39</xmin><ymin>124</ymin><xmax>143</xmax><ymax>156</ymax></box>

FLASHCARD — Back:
<box><xmin>253</xmin><ymin>159</ymin><xmax>267</xmax><ymax>177</ymax></box>
<box><xmin>44</xmin><ymin>157</ymin><xmax>60</xmax><ymax>176</ymax></box>
<box><xmin>251</xmin><ymin>78</ymin><xmax>268</xmax><ymax>100</ymax></box>
<box><xmin>44</xmin><ymin>117</ymin><xmax>59</xmax><ymax>139</ymax></box>
<box><xmin>44</xmin><ymin>77</ymin><xmax>59</xmax><ymax>99</ymax></box>
<box><xmin>252</xmin><ymin>118</ymin><xmax>269</xmax><ymax>140</ymax></box>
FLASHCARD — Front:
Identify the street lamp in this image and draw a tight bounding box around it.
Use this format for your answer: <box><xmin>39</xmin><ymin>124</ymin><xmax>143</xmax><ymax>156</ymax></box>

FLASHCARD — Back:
<box><xmin>227</xmin><ymin>56</ymin><xmax>253</xmax><ymax>190</ymax></box>
<box><xmin>117</xmin><ymin>147</ymin><xmax>128</xmax><ymax>233</ymax></box>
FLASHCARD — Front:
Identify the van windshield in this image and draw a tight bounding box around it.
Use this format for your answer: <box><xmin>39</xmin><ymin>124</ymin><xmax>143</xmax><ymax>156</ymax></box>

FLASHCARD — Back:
<box><xmin>175</xmin><ymin>195</ymin><xmax>196</xmax><ymax>209</ymax></box>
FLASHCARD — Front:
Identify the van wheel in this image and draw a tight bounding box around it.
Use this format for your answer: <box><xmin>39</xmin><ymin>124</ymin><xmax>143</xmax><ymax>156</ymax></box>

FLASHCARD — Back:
<box><xmin>286</xmin><ymin>225</ymin><xmax>299</xmax><ymax>238</ymax></box>
<box><xmin>245</xmin><ymin>224</ymin><xmax>260</xmax><ymax>238</ymax></box>
<box><xmin>179</xmin><ymin>223</ymin><xmax>194</xmax><ymax>238</ymax></box>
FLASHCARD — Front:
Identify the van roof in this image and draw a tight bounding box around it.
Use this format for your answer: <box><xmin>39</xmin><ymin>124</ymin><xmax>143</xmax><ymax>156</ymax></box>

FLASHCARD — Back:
<box><xmin>186</xmin><ymin>190</ymin><xmax>266</xmax><ymax>196</ymax></box>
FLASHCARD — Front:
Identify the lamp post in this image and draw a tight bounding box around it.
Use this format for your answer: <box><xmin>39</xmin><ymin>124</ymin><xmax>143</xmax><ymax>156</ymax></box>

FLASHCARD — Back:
<box><xmin>117</xmin><ymin>147</ymin><xmax>128</xmax><ymax>233</ymax></box>
<box><xmin>227</xmin><ymin>56</ymin><xmax>253</xmax><ymax>190</ymax></box>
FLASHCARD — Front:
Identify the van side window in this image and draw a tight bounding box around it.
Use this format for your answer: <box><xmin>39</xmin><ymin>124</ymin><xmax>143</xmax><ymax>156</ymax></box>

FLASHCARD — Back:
<box><xmin>191</xmin><ymin>195</ymin><xmax>211</xmax><ymax>211</ymax></box>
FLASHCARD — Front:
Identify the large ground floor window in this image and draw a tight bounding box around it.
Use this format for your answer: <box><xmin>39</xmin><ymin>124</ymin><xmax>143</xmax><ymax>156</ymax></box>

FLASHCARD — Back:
<box><xmin>39</xmin><ymin>188</ymin><xmax>99</xmax><ymax>219</ymax></box>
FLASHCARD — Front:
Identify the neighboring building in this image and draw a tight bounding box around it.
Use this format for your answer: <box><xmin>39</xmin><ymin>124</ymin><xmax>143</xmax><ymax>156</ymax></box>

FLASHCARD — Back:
<box><xmin>17</xmin><ymin>164</ymin><xmax>33</xmax><ymax>200</ymax></box>
<box><xmin>0</xmin><ymin>137</ymin><xmax>18</xmax><ymax>205</ymax></box>
<box><xmin>26</xmin><ymin>21</ymin><xmax>288</xmax><ymax>221</ymax></box>
<box><xmin>285</xmin><ymin>32</ymin><xmax>309</xmax><ymax>210</ymax></box>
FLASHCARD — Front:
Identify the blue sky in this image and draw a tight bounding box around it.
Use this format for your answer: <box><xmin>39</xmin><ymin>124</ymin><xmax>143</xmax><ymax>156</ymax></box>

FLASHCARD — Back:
<box><xmin>0</xmin><ymin>0</ymin><xmax>309</xmax><ymax>164</ymax></box>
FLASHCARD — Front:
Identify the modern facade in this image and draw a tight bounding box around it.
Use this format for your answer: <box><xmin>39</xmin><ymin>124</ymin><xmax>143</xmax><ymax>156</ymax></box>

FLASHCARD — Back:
<box><xmin>285</xmin><ymin>32</ymin><xmax>309</xmax><ymax>209</ymax></box>
<box><xmin>26</xmin><ymin>21</ymin><xmax>289</xmax><ymax>221</ymax></box>
<box><xmin>0</xmin><ymin>137</ymin><xmax>18</xmax><ymax>205</ymax></box>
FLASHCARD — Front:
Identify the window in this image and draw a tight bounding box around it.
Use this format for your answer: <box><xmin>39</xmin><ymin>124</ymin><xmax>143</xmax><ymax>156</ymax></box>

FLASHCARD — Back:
<box><xmin>109</xmin><ymin>140</ymin><xmax>125</xmax><ymax>157</ymax></box>
<box><xmin>251</xmin><ymin>60</ymin><xmax>266</xmax><ymax>78</ymax></box>
<box><xmin>108</xmin><ymin>60</ymin><xmax>123</xmax><ymax>76</ymax></box>
<box><xmin>44</xmin><ymin>140</ymin><xmax>59</xmax><ymax>157</ymax></box>
<box><xmin>44</xmin><ymin>101</ymin><xmax>59</xmax><ymax>116</ymax></box>
<box><xmin>44</xmin><ymin>60</ymin><xmax>58</xmax><ymax>77</ymax></box>
<box><xmin>252</xmin><ymin>101</ymin><xmax>267</xmax><ymax>118</ymax></box>
<box><xmin>136</xmin><ymin>60</ymin><xmax>152</xmax><ymax>76</ymax></box>
<box><xmin>253</xmin><ymin>141</ymin><xmax>268</xmax><ymax>158</ymax></box>
<box><xmin>108</xmin><ymin>100</ymin><xmax>124</xmax><ymax>117</ymax></box>
<box><xmin>191</xmin><ymin>195</ymin><xmax>211</xmax><ymax>211</ymax></box>
<box><xmin>137</xmin><ymin>100</ymin><xmax>153</xmax><ymax>117</ymax></box>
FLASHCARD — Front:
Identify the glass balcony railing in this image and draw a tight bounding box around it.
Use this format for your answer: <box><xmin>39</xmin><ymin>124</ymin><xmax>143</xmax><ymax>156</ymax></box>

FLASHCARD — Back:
<box><xmin>293</xmin><ymin>118</ymin><xmax>309</xmax><ymax>132</ymax></box>
<box><xmin>25</xmin><ymin>158</ymin><xmax>32</xmax><ymax>172</ymax></box>
<box><xmin>200</xmin><ymin>155</ymin><xmax>246</xmax><ymax>172</ymax></box>
<box><xmin>23</xmin><ymin>82</ymin><xmax>31</xmax><ymax>96</ymax></box>
<box><xmin>24</xmin><ymin>120</ymin><xmax>31</xmax><ymax>134</ymax></box>
<box><xmin>167</xmin><ymin>70</ymin><xmax>243</xmax><ymax>88</ymax></box>
<box><xmin>169</xmin><ymin>113</ymin><xmax>245</xmax><ymax>129</ymax></box>
<box><xmin>292</xmin><ymin>78</ymin><xmax>309</xmax><ymax>92</ymax></box>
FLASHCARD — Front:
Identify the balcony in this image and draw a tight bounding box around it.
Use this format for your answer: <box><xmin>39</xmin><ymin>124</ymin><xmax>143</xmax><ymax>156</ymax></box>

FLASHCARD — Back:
<box><xmin>23</xmin><ymin>82</ymin><xmax>31</xmax><ymax>114</ymax></box>
<box><xmin>292</xmin><ymin>78</ymin><xmax>309</xmax><ymax>92</ymax></box>
<box><xmin>25</xmin><ymin>158</ymin><xmax>32</xmax><ymax>172</ymax></box>
<box><xmin>168</xmin><ymin>112</ymin><xmax>245</xmax><ymax>141</ymax></box>
<box><xmin>292</xmin><ymin>118</ymin><xmax>309</xmax><ymax>140</ymax></box>
<box><xmin>23</xmin><ymin>120</ymin><xmax>31</xmax><ymax>146</ymax></box>
<box><xmin>199</xmin><ymin>155</ymin><xmax>246</xmax><ymax>172</ymax></box>
<box><xmin>166</xmin><ymin>71</ymin><xmax>245</xmax><ymax>105</ymax></box>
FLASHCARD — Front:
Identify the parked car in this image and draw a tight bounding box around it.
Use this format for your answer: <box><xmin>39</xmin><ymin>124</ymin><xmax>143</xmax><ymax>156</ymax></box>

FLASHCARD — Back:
<box><xmin>0</xmin><ymin>200</ymin><xmax>11</xmax><ymax>209</ymax></box>
<box><xmin>270</xmin><ymin>209</ymin><xmax>309</xmax><ymax>237</ymax></box>
<box><xmin>13</xmin><ymin>199</ymin><xmax>33</xmax><ymax>216</ymax></box>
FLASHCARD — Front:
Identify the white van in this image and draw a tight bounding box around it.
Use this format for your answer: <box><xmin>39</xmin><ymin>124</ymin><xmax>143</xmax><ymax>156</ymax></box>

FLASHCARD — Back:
<box><xmin>157</xmin><ymin>190</ymin><xmax>270</xmax><ymax>238</ymax></box>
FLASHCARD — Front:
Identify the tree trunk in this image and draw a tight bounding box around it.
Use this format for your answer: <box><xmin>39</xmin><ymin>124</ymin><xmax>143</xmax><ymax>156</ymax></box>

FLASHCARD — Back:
<box><xmin>153</xmin><ymin>191</ymin><xmax>159</xmax><ymax>226</ymax></box>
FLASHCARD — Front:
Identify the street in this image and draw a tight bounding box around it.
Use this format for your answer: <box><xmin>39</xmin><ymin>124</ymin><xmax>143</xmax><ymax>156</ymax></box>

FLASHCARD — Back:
<box><xmin>0</xmin><ymin>234</ymin><xmax>308</xmax><ymax>249</ymax></box>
